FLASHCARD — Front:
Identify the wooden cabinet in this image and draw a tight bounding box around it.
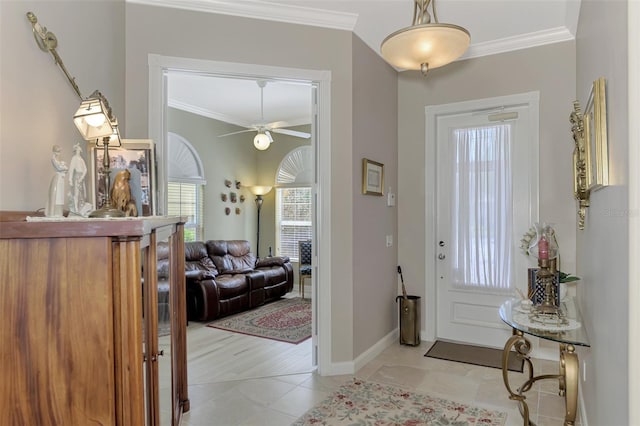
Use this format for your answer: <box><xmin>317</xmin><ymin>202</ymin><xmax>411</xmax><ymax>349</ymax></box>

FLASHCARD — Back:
<box><xmin>0</xmin><ymin>214</ymin><xmax>189</xmax><ymax>425</ymax></box>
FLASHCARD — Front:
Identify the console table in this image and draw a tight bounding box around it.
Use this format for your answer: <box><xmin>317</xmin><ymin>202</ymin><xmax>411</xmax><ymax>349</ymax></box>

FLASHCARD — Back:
<box><xmin>499</xmin><ymin>298</ymin><xmax>590</xmax><ymax>426</ymax></box>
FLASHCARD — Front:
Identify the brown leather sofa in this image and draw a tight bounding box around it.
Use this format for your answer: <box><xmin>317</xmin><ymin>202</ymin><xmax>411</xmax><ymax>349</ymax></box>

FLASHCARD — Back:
<box><xmin>184</xmin><ymin>240</ymin><xmax>294</xmax><ymax>321</ymax></box>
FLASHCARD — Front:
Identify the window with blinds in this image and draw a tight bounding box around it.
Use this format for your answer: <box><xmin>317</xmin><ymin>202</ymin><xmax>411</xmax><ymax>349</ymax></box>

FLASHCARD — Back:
<box><xmin>167</xmin><ymin>182</ymin><xmax>204</xmax><ymax>242</ymax></box>
<box><xmin>276</xmin><ymin>187</ymin><xmax>312</xmax><ymax>261</ymax></box>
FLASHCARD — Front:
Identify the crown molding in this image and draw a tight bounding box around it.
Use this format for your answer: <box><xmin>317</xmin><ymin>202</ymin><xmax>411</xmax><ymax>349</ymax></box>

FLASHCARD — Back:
<box><xmin>169</xmin><ymin>99</ymin><xmax>311</xmax><ymax>128</ymax></box>
<box><xmin>127</xmin><ymin>0</ymin><xmax>358</xmax><ymax>31</ymax></box>
<box><xmin>462</xmin><ymin>26</ymin><xmax>575</xmax><ymax>60</ymax></box>
<box><xmin>169</xmin><ymin>99</ymin><xmax>249</xmax><ymax>127</ymax></box>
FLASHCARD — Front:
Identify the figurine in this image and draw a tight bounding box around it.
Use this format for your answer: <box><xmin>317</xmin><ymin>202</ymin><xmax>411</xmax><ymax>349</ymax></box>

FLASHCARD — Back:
<box><xmin>111</xmin><ymin>169</ymin><xmax>138</xmax><ymax>216</ymax></box>
<box><xmin>45</xmin><ymin>145</ymin><xmax>68</xmax><ymax>217</ymax></box>
<box><xmin>67</xmin><ymin>143</ymin><xmax>92</xmax><ymax>216</ymax></box>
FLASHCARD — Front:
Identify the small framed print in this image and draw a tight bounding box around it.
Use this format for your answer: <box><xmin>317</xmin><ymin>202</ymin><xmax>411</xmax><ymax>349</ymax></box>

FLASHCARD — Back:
<box><xmin>362</xmin><ymin>158</ymin><xmax>384</xmax><ymax>196</ymax></box>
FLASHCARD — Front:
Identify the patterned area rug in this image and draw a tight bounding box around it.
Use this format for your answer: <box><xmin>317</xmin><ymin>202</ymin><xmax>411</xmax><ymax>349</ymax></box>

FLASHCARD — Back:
<box><xmin>293</xmin><ymin>379</ymin><xmax>507</xmax><ymax>426</ymax></box>
<box><xmin>206</xmin><ymin>297</ymin><xmax>311</xmax><ymax>344</ymax></box>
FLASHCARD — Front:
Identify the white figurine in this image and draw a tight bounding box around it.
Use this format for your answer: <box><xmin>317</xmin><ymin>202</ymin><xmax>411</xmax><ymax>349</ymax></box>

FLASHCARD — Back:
<box><xmin>45</xmin><ymin>145</ymin><xmax>68</xmax><ymax>217</ymax></box>
<box><xmin>67</xmin><ymin>143</ymin><xmax>92</xmax><ymax>216</ymax></box>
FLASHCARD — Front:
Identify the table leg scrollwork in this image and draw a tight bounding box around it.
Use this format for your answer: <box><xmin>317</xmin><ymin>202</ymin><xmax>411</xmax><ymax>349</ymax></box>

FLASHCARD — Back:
<box><xmin>502</xmin><ymin>329</ymin><xmax>566</xmax><ymax>426</ymax></box>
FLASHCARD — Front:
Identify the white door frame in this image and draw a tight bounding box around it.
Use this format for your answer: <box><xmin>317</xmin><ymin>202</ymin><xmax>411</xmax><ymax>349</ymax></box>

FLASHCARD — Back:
<box><xmin>424</xmin><ymin>92</ymin><xmax>540</xmax><ymax>342</ymax></box>
<box><xmin>148</xmin><ymin>54</ymin><xmax>333</xmax><ymax>374</ymax></box>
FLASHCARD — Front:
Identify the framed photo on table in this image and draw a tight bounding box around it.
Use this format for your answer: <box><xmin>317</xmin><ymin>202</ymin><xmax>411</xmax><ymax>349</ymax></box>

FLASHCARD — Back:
<box><xmin>362</xmin><ymin>158</ymin><xmax>384</xmax><ymax>196</ymax></box>
<box><xmin>89</xmin><ymin>139</ymin><xmax>156</xmax><ymax>216</ymax></box>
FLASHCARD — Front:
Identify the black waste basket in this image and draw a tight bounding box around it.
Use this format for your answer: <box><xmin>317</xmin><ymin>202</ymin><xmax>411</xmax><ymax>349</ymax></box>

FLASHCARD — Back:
<box><xmin>396</xmin><ymin>295</ymin><xmax>421</xmax><ymax>346</ymax></box>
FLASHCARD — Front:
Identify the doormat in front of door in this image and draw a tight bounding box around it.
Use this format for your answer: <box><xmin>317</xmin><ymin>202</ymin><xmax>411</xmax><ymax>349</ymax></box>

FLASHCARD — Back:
<box><xmin>425</xmin><ymin>340</ymin><xmax>524</xmax><ymax>372</ymax></box>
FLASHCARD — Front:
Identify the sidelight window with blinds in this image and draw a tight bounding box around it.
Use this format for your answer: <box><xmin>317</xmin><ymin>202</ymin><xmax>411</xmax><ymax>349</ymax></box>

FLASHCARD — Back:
<box><xmin>167</xmin><ymin>182</ymin><xmax>203</xmax><ymax>242</ymax></box>
<box><xmin>276</xmin><ymin>187</ymin><xmax>312</xmax><ymax>261</ymax></box>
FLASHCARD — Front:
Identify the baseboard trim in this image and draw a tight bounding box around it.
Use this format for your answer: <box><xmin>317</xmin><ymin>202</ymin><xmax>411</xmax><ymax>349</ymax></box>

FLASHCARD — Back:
<box><xmin>320</xmin><ymin>328</ymin><xmax>399</xmax><ymax>376</ymax></box>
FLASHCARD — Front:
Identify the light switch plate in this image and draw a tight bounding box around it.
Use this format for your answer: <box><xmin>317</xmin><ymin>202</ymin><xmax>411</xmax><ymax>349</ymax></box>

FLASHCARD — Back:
<box><xmin>387</xmin><ymin>192</ymin><xmax>396</xmax><ymax>206</ymax></box>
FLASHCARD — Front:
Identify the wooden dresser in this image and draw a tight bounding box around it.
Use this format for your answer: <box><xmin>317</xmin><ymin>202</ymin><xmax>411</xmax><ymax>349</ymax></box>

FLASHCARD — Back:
<box><xmin>0</xmin><ymin>213</ymin><xmax>189</xmax><ymax>425</ymax></box>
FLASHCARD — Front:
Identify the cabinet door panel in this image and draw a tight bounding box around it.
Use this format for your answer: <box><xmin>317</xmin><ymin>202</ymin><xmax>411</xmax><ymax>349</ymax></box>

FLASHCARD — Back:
<box><xmin>0</xmin><ymin>238</ymin><xmax>115</xmax><ymax>425</ymax></box>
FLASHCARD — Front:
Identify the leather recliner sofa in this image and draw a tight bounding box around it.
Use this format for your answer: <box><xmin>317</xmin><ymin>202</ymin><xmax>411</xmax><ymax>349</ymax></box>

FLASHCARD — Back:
<box><xmin>184</xmin><ymin>240</ymin><xmax>294</xmax><ymax>321</ymax></box>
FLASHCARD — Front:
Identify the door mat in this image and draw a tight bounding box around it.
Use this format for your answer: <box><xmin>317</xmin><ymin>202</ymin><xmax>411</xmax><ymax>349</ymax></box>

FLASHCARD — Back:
<box><xmin>207</xmin><ymin>297</ymin><xmax>311</xmax><ymax>344</ymax></box>
<box><xmin>425</xmin><ymin>340</ymin><xmax>524</xmax><ymax>372</ymax></box>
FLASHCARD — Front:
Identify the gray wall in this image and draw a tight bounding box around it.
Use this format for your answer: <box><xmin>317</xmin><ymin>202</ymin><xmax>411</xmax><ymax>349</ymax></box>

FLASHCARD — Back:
<box><xmin>0</xmin><ymin>0</ymin><xmax>125</xmax><ymax>211</ymax></box>
<box><xmin>397</xmin><ymin>41</ymin><xmax>577</xmax><ymax>337</ymax></box>
<box><xmin>575</xmin><ymin>1</ymin><xmax>629</xmax><ymax>424</ymax></box>
<box><xmin>352</xmin><ymin>35</ymin><xmax>399</xmax><ymax>356</ymax></box>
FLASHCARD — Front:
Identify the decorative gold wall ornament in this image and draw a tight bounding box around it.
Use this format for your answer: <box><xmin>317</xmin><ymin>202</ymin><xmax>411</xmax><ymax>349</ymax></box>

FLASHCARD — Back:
<box><xmin>570</xmin><ymin>101</ymin><xmax>590</xmax><ymax>230</ymax></box>
<box><xmin>584</xmin><ymin>77</ymin><xmax>609</xmax><ymax>190</ymax></box>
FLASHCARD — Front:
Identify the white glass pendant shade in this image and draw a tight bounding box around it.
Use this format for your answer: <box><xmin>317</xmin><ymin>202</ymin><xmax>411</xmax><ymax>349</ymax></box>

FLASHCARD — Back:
<box><xmin>253</xmin><ymin>132</ymin><xmax>271</xmax><ymax>150</ymax></box>
<box><xmin>73</xmin><ymin>97</ymin><xmax>113</xmax><ymax>140</ymax></box>
<box><xmin>381</xmin><ymin>23</ymin><xmax>470</xmax><ymax>72</ymax></box>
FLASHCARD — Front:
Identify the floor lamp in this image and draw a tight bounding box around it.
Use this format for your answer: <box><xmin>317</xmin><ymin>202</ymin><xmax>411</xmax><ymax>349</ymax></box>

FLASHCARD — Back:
<box><xmin>249</xmin><ymin>186</ymin><xmax>272</xmax><ymax>258</ymax></box>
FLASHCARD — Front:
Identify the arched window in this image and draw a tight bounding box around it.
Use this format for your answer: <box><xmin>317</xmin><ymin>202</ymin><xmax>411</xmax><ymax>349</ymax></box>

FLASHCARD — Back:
<box><xmin>167</xmin><ymin>132</ymin><xmax>207</xmax><ymax>241</ymax></box>
<box><xmin>275</xmin><ymin>146</ymin><xmax>313</xmax><ymax>260</ymax></box>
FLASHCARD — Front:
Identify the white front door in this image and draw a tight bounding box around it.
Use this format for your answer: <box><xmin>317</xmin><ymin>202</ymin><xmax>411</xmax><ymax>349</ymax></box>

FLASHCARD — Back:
<box><xmin>428</xmin><ymin>93</ymin><xmax>539</xmax><ymax>348</ymax></box>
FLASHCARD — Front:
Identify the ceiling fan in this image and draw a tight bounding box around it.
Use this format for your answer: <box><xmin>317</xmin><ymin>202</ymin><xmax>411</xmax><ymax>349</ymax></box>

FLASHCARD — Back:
<box><xmin>218</xmin><ymin>80</ymin><xmax>311</xmax><ymax>150</ymax></box>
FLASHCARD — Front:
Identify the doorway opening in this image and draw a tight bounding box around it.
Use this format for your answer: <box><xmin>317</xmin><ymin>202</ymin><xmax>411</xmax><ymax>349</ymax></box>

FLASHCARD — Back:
<box><xmin>148</xmin><ymin>55</ymin><xmax>333</xmax><ymax>379</ymax></box>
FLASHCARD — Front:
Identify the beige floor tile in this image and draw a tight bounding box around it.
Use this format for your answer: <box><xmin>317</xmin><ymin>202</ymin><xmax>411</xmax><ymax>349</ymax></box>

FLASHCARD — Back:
<box><xmin>269</xmin><ymin>385</ymin><xmax>331</xmax><ymax>418</ymax></box>
<box><xmin>177</xmin><ymin>312</ymin><xmax>585</xmax><ymax>426</ymax></box>
<box><xmin>239</xmin><ymin>409</ymin><xmax>298</xmax><ymax>426</ymax></box>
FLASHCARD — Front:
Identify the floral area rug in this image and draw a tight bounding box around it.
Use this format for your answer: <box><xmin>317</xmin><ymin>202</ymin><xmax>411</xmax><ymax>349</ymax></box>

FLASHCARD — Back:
<box><xmin>206</xmin><ymin>297</ymin><xmax>311</xmax><ymax>344</ymax></box>
<box><xmin>293</xmin><ymin>379</ymin><xmax>507</xmax><ymax>425</ymax></box>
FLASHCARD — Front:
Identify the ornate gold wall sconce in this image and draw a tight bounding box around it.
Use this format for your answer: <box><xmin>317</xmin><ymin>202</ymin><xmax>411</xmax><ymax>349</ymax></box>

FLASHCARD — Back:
<box><xmin>570</xmin><ymin>101</ymin><xmax>590</xmax><ymax>230</ymax></box>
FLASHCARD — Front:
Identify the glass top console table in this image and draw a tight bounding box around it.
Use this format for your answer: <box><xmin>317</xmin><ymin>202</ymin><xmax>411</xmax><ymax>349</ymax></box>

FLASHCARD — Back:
<box><xmin>499</xmin><ymin>298</ymin><xmax>590</xmax><ymax>426</ymax></box>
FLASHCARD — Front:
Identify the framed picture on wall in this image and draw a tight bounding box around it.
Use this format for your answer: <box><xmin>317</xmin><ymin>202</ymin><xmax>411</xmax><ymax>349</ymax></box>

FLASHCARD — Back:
<box><xmin>362</xmin><ymin>158</ymin><xmax>384</xmax><ymax>196</ymax></box>
<box><xmin>89</xmin><ymin>139</ymin><xmax>156</xmax><ymax>216</ymax></box>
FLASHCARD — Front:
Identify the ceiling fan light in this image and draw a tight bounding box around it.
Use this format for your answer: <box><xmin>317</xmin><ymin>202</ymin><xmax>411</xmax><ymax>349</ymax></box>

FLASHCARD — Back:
<box><xmin>254</xmin><ymin>132</ymin><xmax>271</xmax><ymax>150</ymax></box>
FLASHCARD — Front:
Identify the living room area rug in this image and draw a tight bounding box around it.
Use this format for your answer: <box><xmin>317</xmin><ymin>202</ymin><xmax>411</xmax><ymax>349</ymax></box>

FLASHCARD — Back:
<box><xmin>425</xmin><ymin>340</ymin><xmax>524</xmax><ymax>373</ymax></box>
<box><xmin>206</xmin><ymin>297</ymin><xmax>311</xmax><ymax>344</ymax></box>
<box><xmin>293</xmin><ymin>378</ymin><xmax>507</xmax><ymax>425</ymax></box>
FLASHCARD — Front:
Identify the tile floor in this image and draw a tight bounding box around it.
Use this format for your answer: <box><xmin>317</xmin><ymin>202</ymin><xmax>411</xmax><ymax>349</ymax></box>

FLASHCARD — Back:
<box><xmin>178</xmin><ymin>296</ymin><xmax>576</xmax><ymax>426</ymax></box>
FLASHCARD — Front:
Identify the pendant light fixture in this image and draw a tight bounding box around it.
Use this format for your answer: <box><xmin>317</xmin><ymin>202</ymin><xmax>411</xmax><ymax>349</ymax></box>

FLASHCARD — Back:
<box><xmin>381</xmin><ymin>0</ymin><xmax>470</xmax><ymax>76</ymax></box>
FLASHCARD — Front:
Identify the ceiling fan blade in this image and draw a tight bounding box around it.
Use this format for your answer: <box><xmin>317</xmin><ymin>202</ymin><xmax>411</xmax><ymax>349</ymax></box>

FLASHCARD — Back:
<box><xmin>271</xmin><ymin>128</ymin><xmax>311</xmax><ymax>139</ymax></box>
<box><xmin>265</xmin><ymin>130</ymin><xmax>274</xmax><ymax>143</ymax></box>
<box><xmin>218</xmin><ymin>129</ymin><xmax>255</xmax><ymax>138</ymax></box>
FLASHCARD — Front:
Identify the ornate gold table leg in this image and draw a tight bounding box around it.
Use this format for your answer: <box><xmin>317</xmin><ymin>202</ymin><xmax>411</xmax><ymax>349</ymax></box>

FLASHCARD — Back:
<box><xmin>502</xmin><ymin>329</ymin><xmax>565</xmax><ymax>425</ymax></box>
<box><xmin>560</xmin><ymin>344</ymin><xmax>579</xmax><ymax>426</ymax></box>
<box><xmin>502</xmin><ymin>330</ymin><xmax>534</xmax><ymax>425</ymax></box>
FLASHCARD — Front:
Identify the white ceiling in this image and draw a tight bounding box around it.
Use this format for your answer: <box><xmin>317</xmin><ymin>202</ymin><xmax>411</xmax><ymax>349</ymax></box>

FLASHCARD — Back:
<box><xmin>155</xmin><ymin>0</ymin><xmax>581</xmax><ymax>128</ymax></box>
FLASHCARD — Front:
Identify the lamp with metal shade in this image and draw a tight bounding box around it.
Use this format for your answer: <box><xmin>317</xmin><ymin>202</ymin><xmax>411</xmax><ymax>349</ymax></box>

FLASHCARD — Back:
<box><xmin>73</xmin><ymin>90</ymin><xmax>124</xmax><ymax>218</ymax></box>
<box><xmin>249</xmin><ymin>185</ymin><xmax>273</xmax><ymax>258</ymax></box>
<box><xmin>381</xmin><ymin>0</ymin><xmax>470</xmax><ymax>76</ymax></box>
